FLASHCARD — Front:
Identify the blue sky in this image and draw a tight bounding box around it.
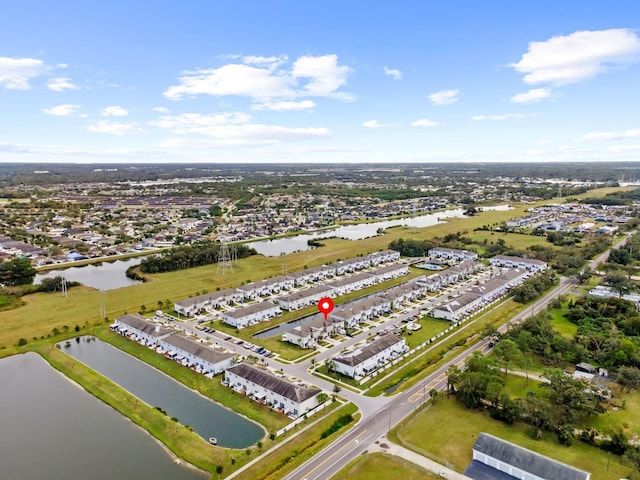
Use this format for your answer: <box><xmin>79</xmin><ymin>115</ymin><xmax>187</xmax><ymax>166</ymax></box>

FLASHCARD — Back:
<box><xmin>1</xmin><ymin>0</ymin><xmax>640</xmax><ymax>164</ymax></box>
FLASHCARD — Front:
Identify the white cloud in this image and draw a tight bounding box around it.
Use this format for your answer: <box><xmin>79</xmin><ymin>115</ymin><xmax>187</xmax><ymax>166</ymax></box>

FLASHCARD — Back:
<box><xmin>510</xmin><ymin>28</ymin><xmax>640</xmax><ymax>86</ymax></box>
<box><xmin>292</xmin><ymin>54</ymin><xmax>353</xmax><ymax>100</ymax></box>
<box><xmin>153</xmin><ymin>107</ymin><xmax>170</xmax><ymax>113</ymax></box>
<box><xmin>151</xmin><ymin>111</ymin><xmax>328</xmax><ymax>145</ymax></box>
<box><xmin>47</xmin><ymin>77</ymin><xmax>80</xmax><ymax>92</ymax></box>
<box><xmin>363</xmin><ymin>120</ymin><xmax>383</xmax><ymax>128</ymax></box>
<box><xmin>42</xmin><ymin>104</ymin><xmax>81</xmax><ymax>116</ymax></box>
<box><xmin>164</xmin><ymin>54</ymin><xmax>353</xmax><ymax>102</ymax></box>
<box><xmin>510</xmin><ymin>88</ymin><xmax>552</xmax><ymax>104</ymax></box>
<box><xmin>428</xmin><ymin>89</ymin><xmax>459</xmax><ymax>105</ymax></box>
<box><xmin>242</xmin><ymin>55</ymin><xmax>288</xmax><ymax>71</ymax></box>
<box><xmin>164</xmin><ymin>63</ymin><xmax>295</xmax><ymax>100</ymax></box>
<box><xmin>411</xmin><ymin>118</ymin><xmax>439</xmax><ymax>127</ymax></box>
<box><xmin>150</xmin><ymin>112</ymin><xmax>251</xmax><ymax>131</ymax></box>
<box><xmin>101</xmin><ymin>105</ymin><xmax>129</xmax><ymax>117</ymax></box>
<box><xmin>384</xmin><ymin>66</ymin><xmax>402</xmax><ymax>80</ymax></box>
<box><xmin>159</xmin><ymin>124</ymin><xmax>330</xmax><ymax>147</ymax></box>
<box><xmin>0</xmin><ymin>56</ymin><xmax>47</xmax><ymax>89</ymax></box>
<box><xmin>87</xmin><ymin>120</ymin><xmax>145</xmax><ymax>135</ymax></box>
<box><xmin>577</xmin><ymin>128</ymin><xmax>640</xmax><ymax>142</ymax></box>
<box><xmin>251</xmin><ymin>100</ymin><xmax>316</xmax><ymax>111</ymax></box>
<box><xmin>471</xmin><ymin>113</ymin><xmax>533</xmax><ymax>121</ymax></box>
<box><xmin>609</xmin><ymin>145</ymin><xmax>640</xmax><ymax>153</ymax></box>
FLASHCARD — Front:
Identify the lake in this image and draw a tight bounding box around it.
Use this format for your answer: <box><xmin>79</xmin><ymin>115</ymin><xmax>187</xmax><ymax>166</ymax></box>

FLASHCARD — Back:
<box><xmin>59</xmin><ymin>336</ymin><xmax>264</xmax><ymax>448</ymax></box>
<box><xmin>34</xmin><ymin>257</ymin><xmax>143</xmax><ymax>290</ymax></box>
<box><xmin>0</xmin><ymin>352</ymin><xmax>206</xmax><ymax>480</ymax></box>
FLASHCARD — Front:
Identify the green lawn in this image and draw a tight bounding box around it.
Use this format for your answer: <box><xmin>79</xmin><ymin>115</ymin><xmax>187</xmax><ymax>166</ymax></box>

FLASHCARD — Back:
<box><xmin>395</xmin><ymin>397</ymin><xmax>634</xmax><ymax>480</ymax></box>
<box><xmin>591</xmin><ymin>390</ymin><xmax>640</xmax><ymax>440</ymax></box>
<box><xmin>402</xmin><ymin>318</ymin><xmax>451</xmax><ymax>348</ymax></box>
<box><xmin>470</xmin><ymin>230</ymin><xmax>556</xmax><ymax>253</ymax></box>
<box><xmin>501</xmin><ymin>373</ymin><xmax>542</xmax><ymax>398</ymax></box>
<box><xmin>333</xmin><ymin>453</ymin><xmax>439</xmax><ymax>480</ymax></box>
<box><xmin>547</xmin><ymin>307</ymin><xmax>578</xmax><ymax>338</ymax></box>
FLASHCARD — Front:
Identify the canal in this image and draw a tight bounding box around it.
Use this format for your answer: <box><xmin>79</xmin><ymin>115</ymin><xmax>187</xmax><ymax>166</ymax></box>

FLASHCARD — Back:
<box><xmin>59</xmin><ymin>336</ymin><xmax>265</xmax><ymax>448</ymax></box>
<box><xmin>0</xmin><ymin>352</ymin><xmax>207</xmax><ymax>480</ymax></box>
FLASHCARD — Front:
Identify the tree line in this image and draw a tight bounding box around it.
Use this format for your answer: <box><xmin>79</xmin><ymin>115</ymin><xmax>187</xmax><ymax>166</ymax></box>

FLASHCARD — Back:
<box><xmin>131</xmin><ymin>241</ymin><xmax>257</xmax><ymax>275</ymax></box>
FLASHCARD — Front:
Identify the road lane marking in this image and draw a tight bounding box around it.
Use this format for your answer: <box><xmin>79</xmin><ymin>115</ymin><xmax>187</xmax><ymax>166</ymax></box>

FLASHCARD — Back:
<box><xmin>301</xmin><ymin>429</ymin><xmax>368</xmax><ymax>478</ymax></box>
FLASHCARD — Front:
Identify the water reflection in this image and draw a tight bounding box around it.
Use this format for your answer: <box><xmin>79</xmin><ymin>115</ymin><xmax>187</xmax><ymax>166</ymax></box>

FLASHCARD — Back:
<box><xmin>0</xmin><ymin>352</ymin><xmax>206</xmax><ymax>480</ymax></box>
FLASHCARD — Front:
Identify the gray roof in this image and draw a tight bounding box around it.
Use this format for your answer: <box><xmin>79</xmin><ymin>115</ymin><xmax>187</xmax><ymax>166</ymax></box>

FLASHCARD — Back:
<box><xmin>491</xmin><ymin>255</ymin><xmax>547</xmax><ymax>266</ymax></box>
<box><xmin>327</xmin><ymin>272</ymin><xmax>375</xmax><ymax>289</ymax></box>
<box><xmin>226</xmin><ymin>363</ymin><xmax>321</xmax><ymax>403</ymax></box>
<box><xmin>116</xmin><ymin>314</ymin><xmax>173</xmax><ymax>337</ymax></box>
<box><xmin>162</xmin><ymin>334</ymin><xmax>235</xmax><ymax>365</ymax></box>
<box><xmin>370</xmin><ymin>263</ymin><xmax>407</xmax><ymax>276</ymax></box>
<box><xmin>472</xmin><ymin>433</ymin><xmax>590</xmax><ymax>480</ymax></box>
<box><xmin>276</xmin><ymin>284</ymin><xmax>332</xmax><ymax>303</ymax></box>
<box><xmin>471</xmin><ymin>278</ymin><xmax>507</xmax><ymax>296</ymax></box>
<box><xmin>225</xmin><ymin>301</ymin><xmax>280</xmax><ymax>318</ymax></box>
<box><xmin>176</xmin><ymin>288</ymin><xmax>237</xmax><ymax>307</ymax></box>
<box><xmin>438</xmin><ymin>292</ymin><xmax>481</xmax><ymax>313</ymax></box>
<box><xmin>334</xmin><ymin>334</ymin><xmax>405</xmax><ymax>367</ymax></box>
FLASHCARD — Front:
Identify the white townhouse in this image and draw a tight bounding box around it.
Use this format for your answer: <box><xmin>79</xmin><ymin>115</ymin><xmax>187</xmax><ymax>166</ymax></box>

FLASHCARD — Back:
<box><xmin>236</xmin><ymin>275</ymin><xmax>294</xmax><ymax>300</ymax></box>
<box><xmin>222</xmin><ymin>301</ymin><xmax>282</xmax><ymax>328</ymax></box>
<box><xmin>367</xmin><ymin>249</ymin><xmax>401</xmax><ymax>265</ymax></box>
<box><xmin>381</xmin><ymin>283</ymin><xmax>424</xmax><ymax>308</ymax></box>
<box><xmin>497</xmin><ymin>268</ymin><xmax>530</xmax><ymax>287</ymax></box>
<box><xmin>330</xmin><ymin>296</ymin><xmax>391</xmax><ymax>329</ymax></box>
<box><xmin>470</xmin><ymin>433</ymin><xmax>590</xmax><ymax>480</ymax></box>
<box><xmin>276</xmin><ymin>285</ymin><xmax>333</xmax><ymax>311</ymax></box>
<box><xmin>326</xmin><ymin>272</ymin><xmax>377</xmax><ymax>296</ymax></box>
<box><xmin>416</xmin><ymin>274</ymin><xmax>443</xmax><ymax>292</ymax></box>
<box><xmin>282</xmin><ymin>314</ymin><xmax>338</xmax><ymax>349</ymax></box>
<box><xmin>111</xmin><ymin>314</ymin><xmax>173</xmax><ymax>347</ymax></box>
<box><xmin>333</xmin><ymin>257</ymin><xmax>371</xmax><ymax>275</ymax></box>
<box><xmin>331</xmin><ymin>334</ymin><xmax>407</xmax><ymax>378</ymax></box>
<box><xmin>489</xmin><ymin>255</ymin><xmax>547</xmax><ymax>272</ymax></box>
<box><xmin>286</xmin><ymin>265</ymin><xmax>335</xmax><ymax>286</ymax></box>
<box><xmin>370</xmin><ymin>263</ymin><xmax>409</xmax><ymax>282</ymax></box>
<box><xmin>428</xmin><ymin>247</ymin><xmax>479</xmax><ymax>262</ymax></box>
<box><xmin>224</xmin><ymin>363</ymin><xmax>322</xmax><ymax>418</ymax></box>
<box><xmin>174</xmin><ymin>288</ymin><xmax>241</xmax><ymax>317</ymax></box>
<box><xmin>158</xmin><ymin>334</ymin><xmax>236</xmax><ymax>375</ymax></box>
<box><xmin>431</xmin><ymin>292</ymin><xmax>483</xmax><ymax>322</ymax></box>
<box><xmin>470</xmin><ymin>278</ymin><xmax>509</xmax><ymax>304</ymax></box>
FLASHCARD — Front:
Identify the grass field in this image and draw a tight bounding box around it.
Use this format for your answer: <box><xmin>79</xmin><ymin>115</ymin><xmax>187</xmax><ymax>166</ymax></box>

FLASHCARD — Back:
<box><xmin>591</xmin><ymin>390</ymin><xmax>640</xmax><ymax>440</ymax></box>
<box><xmin>501</xmin><ymin>373</ymin><xmax>542</xmax><ymax>398</ymax></box>
<box><xmin>333</xmin><ymin>453</ymin><xmax>439</xmax><ymax>480</ymax></box>
<box><xmin>547</xmin><ymin>306</ymin><xmax>579</xmax><ymax>338</ymax></box>
<box><xmin>394</xmin><ymin>397</ymin><xmax>634</xmax><ymax>480</ymax></box>
<box><xmin>469</xmin><ymin>230</ymin><xmax>555</xmax><ymax>253</ymax></box>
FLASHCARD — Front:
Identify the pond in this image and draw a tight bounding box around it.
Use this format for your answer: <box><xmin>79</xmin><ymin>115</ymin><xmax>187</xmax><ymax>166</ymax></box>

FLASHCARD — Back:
<box><xmin>0</xmin><ymin>352</ymin><xmax>206</xmax><ymax>480</ymax></box>
<box><xmin>34</xmin><ymin>257</ymin><xmax>143</xmax><ymax>291</ymax></box>
<box><xmin>250</xmin><ymin>206</ymin><xmax>510</xmax><ymax>257</ymax></box>
<box><xmin>59</xmin><ymin>336</ymin><xmax>265</xmax><ymax>448</ymax></box>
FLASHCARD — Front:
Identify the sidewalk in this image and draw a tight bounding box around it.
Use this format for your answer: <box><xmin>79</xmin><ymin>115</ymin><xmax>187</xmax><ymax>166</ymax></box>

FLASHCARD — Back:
<box><xmin>370</xmin><ymin>436</ymin><xmax>473</xmax><ymax>480</ymax></box>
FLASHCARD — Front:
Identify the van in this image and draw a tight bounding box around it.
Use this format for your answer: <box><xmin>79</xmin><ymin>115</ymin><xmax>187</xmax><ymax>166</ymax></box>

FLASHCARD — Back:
<box><xmin>156</xmin><ymin>310</ymin><xmax>164</xmax><ymax>317</ymax></box>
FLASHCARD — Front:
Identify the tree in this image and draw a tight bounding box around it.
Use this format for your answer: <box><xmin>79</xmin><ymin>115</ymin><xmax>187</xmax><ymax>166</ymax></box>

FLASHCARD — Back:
<box><xmin>429</xmin><ymin>388</ymin><xmax>440</xmax><ymax>405</ymax></box>
<box><xmin>617</xmin><ymin>366</ymin><xmax>640</xmax><ymax>391</ymax></box>
<box><xmin>446</xmin><ymin>365</ymin><xmax>460</xmax><ymax>397</ymax></box>
<box><xmin>493</xmin><ymin>339</ymin><xmax>523</xmax><ymax>375</ymax></box>
<box><xmin>604</xmin><ymin>272</ymin><xmax>633</xmax><ymax>298</ymax></box>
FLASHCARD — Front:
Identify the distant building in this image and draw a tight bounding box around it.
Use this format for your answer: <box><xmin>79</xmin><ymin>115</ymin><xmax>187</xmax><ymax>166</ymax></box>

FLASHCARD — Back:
<box><xmin>428</xmin><ymin>247</ymin><xmax>478</xmax><ymax>262</ymax></box>
<box><xmin>489</xmin><ymin>255</ymin><xmax>547</xmax><ymax>272</ymax></box>
<box><xmin>466</xmin><ymin>432</ymin><xmax>590</xmax><ymax>480</ymax></box>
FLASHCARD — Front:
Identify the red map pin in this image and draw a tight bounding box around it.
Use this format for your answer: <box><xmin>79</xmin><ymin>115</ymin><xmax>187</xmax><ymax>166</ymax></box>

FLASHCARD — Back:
<box><xmin>318</xmin><ymin>297</ymin><xmax>334</xmax><ymax>320</ymax></box>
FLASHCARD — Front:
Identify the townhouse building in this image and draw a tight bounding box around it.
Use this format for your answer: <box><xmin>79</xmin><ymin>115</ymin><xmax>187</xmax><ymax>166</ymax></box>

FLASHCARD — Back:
<box><xmin>331</xmin><ymin>334</ymin><xmax>407</xmax><ymax>378</ymax></box>
<box><xmin>222</xmin><ymin>301</ymin><xmax>282</xmax><ymax>328</ymax></box>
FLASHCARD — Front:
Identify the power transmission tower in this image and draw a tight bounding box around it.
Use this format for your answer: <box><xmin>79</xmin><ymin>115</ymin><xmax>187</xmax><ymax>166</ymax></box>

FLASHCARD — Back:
<box><xmin>99</xmin><ymin>289</ymin><xmax>106</xmax><ymax>318</ymax></box>
<box><xmin>61</xmin><ymin>276</ymin><xmax>67</xmax><ymax>297</ymax></box>
<box><xmin>217</xmin><ymin>240</ymin><xmax>234</xmax><ymax>275</ymax></box>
